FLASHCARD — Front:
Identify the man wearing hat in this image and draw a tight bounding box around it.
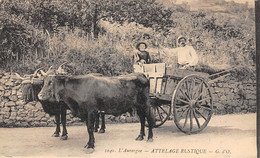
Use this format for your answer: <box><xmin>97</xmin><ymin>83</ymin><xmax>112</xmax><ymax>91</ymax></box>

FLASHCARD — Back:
<box><xmin>161</xmin><ymin>36</ymin><xmax>199</xmax><ymax>69</ymax></box>
<box><xmin>175</xmin><ymin>36</ymin><xmax>198</xmax><ymax>69</ymax></box>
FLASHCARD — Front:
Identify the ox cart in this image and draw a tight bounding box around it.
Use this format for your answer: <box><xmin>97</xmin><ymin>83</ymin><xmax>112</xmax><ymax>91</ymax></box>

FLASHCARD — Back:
<box><xmin>134</xmin><ymin>63</ymin><xmax>231</xmax><ymax>134</ymax></box>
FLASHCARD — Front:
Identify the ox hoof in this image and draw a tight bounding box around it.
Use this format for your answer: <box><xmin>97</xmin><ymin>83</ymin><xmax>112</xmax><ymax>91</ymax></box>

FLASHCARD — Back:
<box><xmin>52</xmin><ymin>133</ymin><xmax>59</xmax><ymax>137</ymax></box>
<box><xmin>85</xmin><ymin>148</ymin><xmax>95</xmax><ymax>154</ymax></box>
<box><xmin>147</xmin><ymin>138</ymin><xmax>153</xmax><ymax>142</ymax></box>
<box><xmin>98</xmin><ymin>129</ymin><xmax>105</xmax><ymax>133</ymax></box>
<box><xmin>135</xmin><ymin>135</ymin><xmax>144</xmax><ymax>141</ymax></box>
<box><xmin>60</xmin><ymin>135</ymin><xmax>68</xmax><ymax>140</ymax></box>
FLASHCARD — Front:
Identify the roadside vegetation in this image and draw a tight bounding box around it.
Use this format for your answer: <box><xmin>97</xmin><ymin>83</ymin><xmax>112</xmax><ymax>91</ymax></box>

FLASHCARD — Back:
<box><xmin>0</xmin><ymin>0</ymin><xmax>255</xmax><ymax>79</ymax></box>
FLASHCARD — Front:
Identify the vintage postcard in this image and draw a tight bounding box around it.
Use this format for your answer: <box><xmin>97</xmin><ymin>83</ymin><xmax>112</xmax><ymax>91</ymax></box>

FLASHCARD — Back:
<box><xmin>0</xmin><ymin>0</ymin><xmax>257</xmax><ymax>157</ymax></box>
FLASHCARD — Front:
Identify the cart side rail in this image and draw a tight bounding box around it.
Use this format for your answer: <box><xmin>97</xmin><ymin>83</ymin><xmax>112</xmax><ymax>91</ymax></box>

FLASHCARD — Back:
<box><xmin>207</xmin><ymin>66</ymin><xmax>243</xmax><ymax>84</ymax></box>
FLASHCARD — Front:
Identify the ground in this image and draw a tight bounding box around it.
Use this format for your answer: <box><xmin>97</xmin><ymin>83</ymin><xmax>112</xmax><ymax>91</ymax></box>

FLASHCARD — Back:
<box><xmin>0</xmin><ymin>113</ymin><xmax>256</xmax><ymax>158</ymax></box>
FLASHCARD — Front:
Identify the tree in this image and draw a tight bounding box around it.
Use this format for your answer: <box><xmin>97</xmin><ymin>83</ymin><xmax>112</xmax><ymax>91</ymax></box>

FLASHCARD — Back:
<box><xmin>82</xmin><ymin>0</ymin><xmax>174</xmax><ymax>38</ymax></box>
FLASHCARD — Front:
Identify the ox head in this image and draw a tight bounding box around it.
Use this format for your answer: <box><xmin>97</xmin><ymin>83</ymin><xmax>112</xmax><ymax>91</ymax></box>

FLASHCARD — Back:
<box><xmin>37</xmin><ymin>62</ymin><xmax>69</xmax><ymax>102</ymax></box>
<box><xmin>15</xmin><ymin>67</ymin><xmax>45</xmax><ymax>102</ymax></box>
<box><xmin>38</xmin><ymin>75</ymin><xmax>67</xmax><ymax>102</ymax></box>
<box><xmin>16</xmin><ymin>64</ymin><xmax>65</xmax><ymax>102</ymax></box>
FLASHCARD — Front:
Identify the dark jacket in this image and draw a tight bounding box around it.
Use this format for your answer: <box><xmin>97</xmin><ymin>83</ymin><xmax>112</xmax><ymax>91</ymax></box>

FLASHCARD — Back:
<box><xmin>136</xmin><ymin>51</ymin><xmax>151</xmax><ymax>64</ymax></box>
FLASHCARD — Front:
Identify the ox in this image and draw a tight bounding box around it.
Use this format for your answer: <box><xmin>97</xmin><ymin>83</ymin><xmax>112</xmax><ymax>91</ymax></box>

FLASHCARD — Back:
<box><xmin>17</xmin><ymin>68</ymin><xmax>108</xmax><ymax>138</ymax></box>
<box><xmin>38</xmin><ymin>73</ymin><xmax>155</xmax><ymax>153</ymax></box>
<box><xmin>16</xmin><ymin>68</ymin><xmax>70</xmax><ymax>140</ymax></box>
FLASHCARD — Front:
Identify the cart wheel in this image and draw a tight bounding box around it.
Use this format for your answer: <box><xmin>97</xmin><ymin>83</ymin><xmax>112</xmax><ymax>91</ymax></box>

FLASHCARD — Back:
<box><xmin>154</xmin><ymin>104</ymin><xmax>171</xmax><ymax>128</ymax></box>
<box><xmin>146</xmin><ymin>102</ymin><xmax>171</xmax><ymax>128</ymax></box>
<box><xmin>172</xmin><ymin>75</ymin><xmax>213</xmax><ymax>134</ymax></box>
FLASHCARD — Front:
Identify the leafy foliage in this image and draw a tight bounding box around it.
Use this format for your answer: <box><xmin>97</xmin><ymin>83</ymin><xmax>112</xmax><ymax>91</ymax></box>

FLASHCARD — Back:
<box><xmin>0</xmin><ymin>0</ymin><xmax>256</xmax><ymax>80</ymax></box>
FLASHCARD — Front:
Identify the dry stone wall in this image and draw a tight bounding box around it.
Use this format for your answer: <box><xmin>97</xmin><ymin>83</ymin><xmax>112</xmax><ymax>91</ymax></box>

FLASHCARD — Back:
<box><xmin>0</xmin><ymin>71</ymin><xmax>256</xmax><ymax>127</ymax></box>
<box><xmin>210</xmin><ymin>75</ymin><xmax>256</xmax><ymax>114</ymax></box>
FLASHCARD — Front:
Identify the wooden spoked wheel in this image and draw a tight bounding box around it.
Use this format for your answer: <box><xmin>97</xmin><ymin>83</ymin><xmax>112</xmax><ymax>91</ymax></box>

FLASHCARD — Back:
<box><xmin>153</xmin><ymin>103</ymin><xmax>171</xmax><ymax>128</ymax></box>
<box><xmin>145</xmin><ymin>99</ymin><xmax>171</xmax><ymax>128</ymax></box>
<box><xmin>172</xmin><ymin>75</ymin><xmax>213</xmax><ymax>134</ymax></box>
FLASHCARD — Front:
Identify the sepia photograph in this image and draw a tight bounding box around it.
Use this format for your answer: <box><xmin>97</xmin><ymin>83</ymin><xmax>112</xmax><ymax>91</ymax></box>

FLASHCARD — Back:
<box><xmin>0</xmin><ymin>0</ymin><xmax>257</xmax><ymax>157</ymax></box>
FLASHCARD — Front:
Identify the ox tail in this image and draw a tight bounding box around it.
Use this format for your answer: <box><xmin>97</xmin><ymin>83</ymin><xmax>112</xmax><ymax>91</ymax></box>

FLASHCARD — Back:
<box><xmin>141</xmin><ymin>75</ymin><xmax>155</xmax><ymax>127</ymax></box>
<box><xmin>146</xmin><ymin>99</ymin><xmax>156</xmax><ymax>128</ymax></box>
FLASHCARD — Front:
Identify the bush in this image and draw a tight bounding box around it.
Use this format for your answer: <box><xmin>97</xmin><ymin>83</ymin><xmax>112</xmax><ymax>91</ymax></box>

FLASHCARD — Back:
<box><xmin>0</xmin><ymin>10</ymin><xmax>48</xmax><ymax>73</ymax></box>
<box><xmin>33</xmin><ymin>29</ymin><xmax>134</xmax><ymax>76</ymax></box>
<box><xmin>0</xmin><ymin>0</ymin><xmax>256</xmax><ymax>81</ymax></box>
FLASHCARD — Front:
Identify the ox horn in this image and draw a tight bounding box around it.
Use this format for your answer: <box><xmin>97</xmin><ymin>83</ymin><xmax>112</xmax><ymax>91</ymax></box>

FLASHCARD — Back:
<box><xmin>39</xmin><ymin>70</ymin><xmax>47</xmax><ymax>76</ymax></box>
<box><xmin>32</xmin><ymin>67</ymin><xmax>43</xmax><ymax>77</ymax></box>
<box><xmin>45</xmin><ymin>66</ymin><xmax>56</xmax><ymax>75</ymax></box>
<box><xmin>39</xmin><ymin>66</ymin><xmax>54</xmax><ymax>76</ymax></box>
<box><xmin>15</xmin><ymin>73</ymin><xmax>26</xmax><ymax>80</ymax></box>
<box><xmin>56</xmin><ymin>62</ymin><xmax>68</xmax><ymax>74</ymax></box>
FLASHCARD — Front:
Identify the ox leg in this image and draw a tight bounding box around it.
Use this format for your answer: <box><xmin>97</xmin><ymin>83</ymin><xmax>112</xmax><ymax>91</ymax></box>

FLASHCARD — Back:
<box><xmin>136</xmin><ymin>109</ymin><xmax>145</xmax><ymax>141</ymax></box>
<box><xmin>146</xmin><ymin>104</ymin><xmax>155</xmax><ymax>142</ymax></box>
<box><xmin>52</xmin><ymin>114</ymin><xmax>60</xmax><ymax>137</ymax></box>
<box><xmin>147</xmin><ymin>124</ymin><xmax>153</xmax><ymax>142</ymax></box>
<box><xmin>99</xmin><ymin>111</ymin><xmax>105</xmax><ymax>133</ymax></box>
<box><xmin>85</xmin><ymin>112</ymin><xmax>95</xmax><ymax>154</ymax></box>
<box><xmin>129</xmin><ymin>108</ymin><xmax>134</xmax><ymax>117</ymax></box>
<box><xmin>60</xmin><ymin>107</ymin><xmax>68</xmax><ymax>140</ymax></box>
<box><xmin>146</xmin><ymin>114</ymin><xmax>154</xmax><ymax>142</ymax></box>
<box><xmin>94</xmin><ymin>112</ymin><xmax>100</xmax><ymax>132</ymax></box>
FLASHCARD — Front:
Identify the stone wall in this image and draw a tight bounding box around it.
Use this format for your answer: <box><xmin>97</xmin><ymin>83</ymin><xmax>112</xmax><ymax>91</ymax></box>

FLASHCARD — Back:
<box><xmin>0</xmin><ymin>72</ymin><xmax>140</xmax><ymax>127</ymax></box>
<box><xmin>0</xmin><ymin>72</ymin><xmax>256</xmax><ymax>127</ymax></box>
<box><xmin>210</xmin><ymin>75</ymin><xmax>256</xmax><ymax>114</ymax></box>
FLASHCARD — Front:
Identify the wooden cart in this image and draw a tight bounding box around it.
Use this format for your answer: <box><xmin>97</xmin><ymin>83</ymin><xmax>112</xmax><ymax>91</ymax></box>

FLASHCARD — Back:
<box><xmin>134</xmin><ymin>63</ymin><xmax>231</xmax><ymax>134</ymax></box>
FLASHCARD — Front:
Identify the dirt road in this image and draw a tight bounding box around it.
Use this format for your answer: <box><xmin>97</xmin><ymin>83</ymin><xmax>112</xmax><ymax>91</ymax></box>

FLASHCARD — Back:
<box><xmin>0</xmin><ymin>113</ymin><xmax>256</xmax><ymax>158</ymax></box>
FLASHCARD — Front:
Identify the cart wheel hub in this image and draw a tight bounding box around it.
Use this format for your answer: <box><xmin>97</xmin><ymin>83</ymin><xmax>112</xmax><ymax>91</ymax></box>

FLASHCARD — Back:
<box><xmin>189</xmin><ymin>100</ymin><xmax>196</xmax><ymax>108</ymax></box>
